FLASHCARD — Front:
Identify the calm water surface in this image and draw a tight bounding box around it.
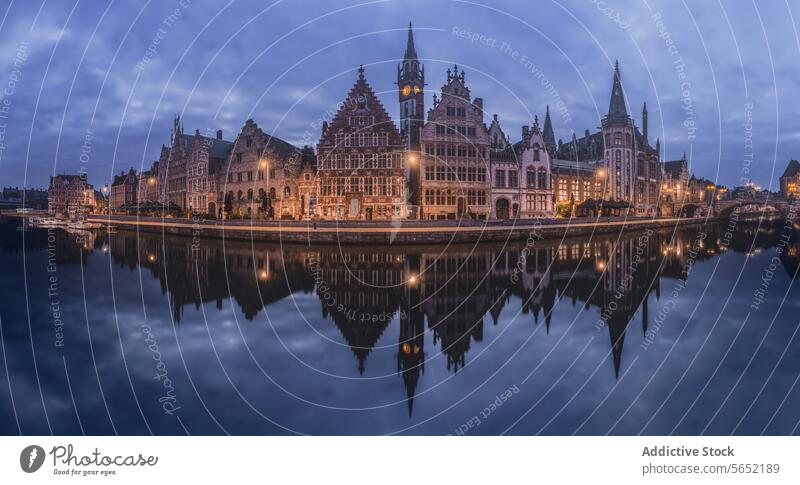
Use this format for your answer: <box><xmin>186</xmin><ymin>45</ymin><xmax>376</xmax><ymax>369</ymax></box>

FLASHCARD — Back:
<box><xmin>1</xmin><ymin>219</ymin><xmax>800</xmax><ymax>435</ymax></box>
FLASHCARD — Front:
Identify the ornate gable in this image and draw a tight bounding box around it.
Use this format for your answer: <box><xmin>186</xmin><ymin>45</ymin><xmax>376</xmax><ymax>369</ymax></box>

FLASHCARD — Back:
<box><xmin>319</xmin><ymin>66</ymin><xmax>404</xmax><ymax>147</ymax></box>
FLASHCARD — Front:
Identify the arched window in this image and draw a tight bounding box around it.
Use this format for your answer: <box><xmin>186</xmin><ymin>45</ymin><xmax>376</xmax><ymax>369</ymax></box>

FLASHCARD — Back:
<box><xmin>533</xmin><ymin>143</ymin><xmax>540</xmax><ymax>161</ymax></box>
<box><xmin>614</xmin><ymin>133</ymin><xmax>622</xmax><ymax>145</ymax></box>
<box><xmin>625</xmin><ymin>133</ymin><xmax>631</xmax><ymax>146</ymax></box>
<box><xmin>537</xmin><ymin>168</ymin><xmax>547</xmax><ymax>189</ymax></box>
<box><xmin>237</xmin><ymin>190</ymin><xmax>243</xmax><ymax>201</ymax></box>
<box><xmin>284</xmin><ymin>186</ymin><xmax>291</xmax><ymax>198</ymax></box>
<box><xmin>258</xmin><ymin>188</ymin><xmax>266</xmax><ymax>200</ymax></box>
<box><xmin>247</xmin><ymin>189</ymin><xmax>253</xmax><ymax>200</ymax></box>
<box><xmin>269</xmin><ymin>187</ymin><xmax>276</xmax><ymax>199</ymax></box>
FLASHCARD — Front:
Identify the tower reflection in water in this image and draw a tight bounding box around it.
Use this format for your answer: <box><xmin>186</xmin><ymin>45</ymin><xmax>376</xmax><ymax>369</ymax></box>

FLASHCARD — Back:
<box><xmin>69</xmin><ymin>220</ymin><xmax>793</xmax><ymax>416</ymax></box>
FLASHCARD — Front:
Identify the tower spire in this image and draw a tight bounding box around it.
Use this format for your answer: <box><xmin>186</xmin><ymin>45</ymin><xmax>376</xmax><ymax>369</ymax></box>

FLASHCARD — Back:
<box><xmin>543</xmin><ymin>104</ymin><xmax>555</xmax><ymax>148</ymax></box>
<box><xmin>404</xmin><ymin>21</ymin><xmax>418</xmax><ymax>61</ymax></box>
<box><xmin>642</xmin><ymin>101</ymin><xmax>648</xmax><ymax>144</ymax></box>
<box><xmin>607</xmin><ymin>60</ymin><xmax>628</xmax><ymax>121</ymax></box>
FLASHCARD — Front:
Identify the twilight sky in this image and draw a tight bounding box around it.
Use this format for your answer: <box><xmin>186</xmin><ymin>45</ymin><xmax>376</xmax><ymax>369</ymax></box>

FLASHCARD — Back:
<box><xmin>0</xmin><ymin>0</ymin><xmax>797</xmax><ymax>190</ymax></box>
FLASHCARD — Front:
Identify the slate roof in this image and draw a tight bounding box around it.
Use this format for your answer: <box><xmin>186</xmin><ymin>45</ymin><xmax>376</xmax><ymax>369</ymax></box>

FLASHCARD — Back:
<box><xmin>781</xmin><ymin>159</ymin><xmax>800</xmax><ymax>179</ymax></box>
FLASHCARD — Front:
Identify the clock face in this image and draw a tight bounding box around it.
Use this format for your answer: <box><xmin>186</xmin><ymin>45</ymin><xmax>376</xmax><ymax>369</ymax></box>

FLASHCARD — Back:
<box><xmin>402</xmin><ymin>85</ymin><xmax>411</xmax><ymax>97</ymax></box>
<box><xmin>413</xmin><ymin>85</ymin><xmax>421</xmax><ymax>95</ymax></box>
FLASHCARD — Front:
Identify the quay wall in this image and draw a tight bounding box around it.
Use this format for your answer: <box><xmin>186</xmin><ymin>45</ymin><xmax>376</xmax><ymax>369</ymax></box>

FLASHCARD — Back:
<box><xmin>86</xmin><ymin>215</ymin><xmax>715</xmax><ymax>245</ymax></box>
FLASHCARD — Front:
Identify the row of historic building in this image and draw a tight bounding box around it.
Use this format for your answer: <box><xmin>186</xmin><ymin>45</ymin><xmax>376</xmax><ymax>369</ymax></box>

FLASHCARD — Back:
<box><xmin>51</xmin><ymin>23</ymin><xmax>729</xmax><ymax>219</ymax></box>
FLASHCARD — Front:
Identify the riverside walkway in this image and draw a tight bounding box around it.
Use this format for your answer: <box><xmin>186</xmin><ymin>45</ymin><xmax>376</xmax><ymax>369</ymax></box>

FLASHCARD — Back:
<box><xmin>87</xmin><ymin>214</ymin><xmax>711</xmax><ymax>245</ymax></box>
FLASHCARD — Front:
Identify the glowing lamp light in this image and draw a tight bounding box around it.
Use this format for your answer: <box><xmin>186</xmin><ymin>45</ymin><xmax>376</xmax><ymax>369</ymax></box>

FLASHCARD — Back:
<box><xmin>408</xmin><ymin>275</ymin><xmax>418</xmax><ymax>285</ymax></box>
<box><xmin>402</xmin><ymin>342</ymin><xmax>411</xmax><ymax>354</ymax></box>
<box><xmin>259</xmin><ymin>271</ymin><xmax>268</xmax><ymax>280</ymax></box>
<box><xmin>147</xmin><ymin>254</ymin><xmax>156</xmax><ymax>262</ymax></box>
<box><xmin>260</xmin><ymin>160</ymin><xmax>268</xmax><ymax>168</ymax></box>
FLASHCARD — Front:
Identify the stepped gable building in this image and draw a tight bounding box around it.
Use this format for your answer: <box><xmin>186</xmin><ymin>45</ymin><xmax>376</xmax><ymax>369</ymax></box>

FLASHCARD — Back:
<box><xmin>186</xmin><ymin>128</ymin><xmax>233</xmax><ymax>218</ymax></box>
<box><xmin>489</xmin><ymin>116</ymin><xmax>554</xmax><ymax>219</ymax></box>
<box><xmin>661</xmin><ymin>153</ymin><xmax>689</xmax><ymax>207</ymax></box>
<box><xmin>296</xmin><ymin>145</ymin><xmax>318</xmax><ymax>219</ymax></box>
<box><xmin>780</xmin><ymin>159</ymin><xmax>800</xmax><ymax>199</ymax></box>
<box><xmin>551</xmin><ymin>62</ymin><xmax>661</xmax><ymax>215</ymax></box>
<box><xmin>160</xmin><ymin>116</ymin><xmax>191</xmax><ymax>211</ymax></box>
<box><xmin>137</xmin><ymin>161</ymin><xmax>160</xmax><ymax>203</ymax></box>
<box><xmin>420</xmin><ymin>65</ymin><xmax>490</xmax><ymax>220</ymax></box>
<box><xmin>487</xmin><ymin>114</ymin><xmax>510</xmax><ymax>151</ymax></box>
<box><xmin>110</xmin><ymin>167</ymin><xmax>138</xmax><ymax>210</ymax></box>
<box><xmin>316</xmin><ymin>66</ymin><xmax>407</xmax><ymax>220</ymax></box>
<box><xmin>158</xmin><ymin>117</ymin><xmax>233</xmax><ymax>215</ymax></box>
<box><xmin>48</xmin><ymin>174</ymin><xmax>95</xmax><ymax>214</ymax></box>
<box><xmin>218</xmin><ymin>119</ymin><xmax>301</xmax><ymax>219</ymax></box>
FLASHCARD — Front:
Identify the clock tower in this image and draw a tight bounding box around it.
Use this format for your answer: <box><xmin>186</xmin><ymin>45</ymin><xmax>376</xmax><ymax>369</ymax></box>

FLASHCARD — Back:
<box><xmin>397</xmin><ymin>22</ymin><xmax>424</xmax><ymax>149</ymax></box>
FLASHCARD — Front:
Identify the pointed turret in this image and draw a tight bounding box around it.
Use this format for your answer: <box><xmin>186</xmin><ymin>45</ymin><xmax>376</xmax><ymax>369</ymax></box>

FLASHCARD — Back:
<box><xmin>607</xmin><ymin>60</ymin><xmax>628</xmax><ymax>122</ymax></box>
<box><xmin>642</xmin><ymin>102</ymin><xmax>648</xmax><ymax>144</ymax></box>
<box><xmin>543</xmin><ymin>105</ymin><xmax>556</xmax><ymax>155</ymax></box>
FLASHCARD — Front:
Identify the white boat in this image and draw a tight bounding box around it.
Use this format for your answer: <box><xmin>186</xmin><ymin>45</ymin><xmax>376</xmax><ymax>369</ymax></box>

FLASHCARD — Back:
<box><xmin>67</xmin><ymin>221</ymin><xmax>102</xmax><ymax>230</ymax></box>
<box><xmin>35</xmin><ymin>217</ymin><xmax>61</xmax><ymax>228</ymax></box>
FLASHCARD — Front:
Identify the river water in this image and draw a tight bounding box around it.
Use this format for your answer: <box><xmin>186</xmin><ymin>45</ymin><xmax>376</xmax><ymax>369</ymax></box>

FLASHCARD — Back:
<box><xmin>1</xmin><ymin>218</ymin><xmax>799</xmax><ymax>435</ymax></box>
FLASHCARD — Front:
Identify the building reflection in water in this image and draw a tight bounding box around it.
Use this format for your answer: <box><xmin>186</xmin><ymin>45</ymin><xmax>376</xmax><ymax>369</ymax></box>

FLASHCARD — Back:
<box><xmin>19</xmin><ymin>220</ymin><xmax>793</xmax><ymax>416</ymax></box>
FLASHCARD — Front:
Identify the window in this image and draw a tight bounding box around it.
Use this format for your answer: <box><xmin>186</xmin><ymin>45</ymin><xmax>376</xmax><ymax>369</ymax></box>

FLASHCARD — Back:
<box><xmin>495</xmin><ymin>169</ymin><xmax>506</xmax><ymax>188</ymax></box>
<box><xmin>527</xmin><ymin>167</ymin><xmax>536</xmax><ymax>187</ymax></box>
<box><xmin>258</xmin><ymin>170</ymin><xmax>264</xmax><ymax>181</ymax></box>
<box><xmin>533</xmin><ymin>145</ymin><xmax>540</xmax><ymax>161</ymax></box>
<box><xmin>237</xmin><ymin>190</ymin><xmax>243</xmax><ymax>200</ymax></box>
<box><xmin>614</xmin><ymin>133</ymin><xmax>622</xmax><ymax>145</ymax></box>
<box><xmin>247</xmin><ymin>189</ymin><xmax>253</xmax><ymax>200</ymax></box>
<box><xmin>508</xmin><ymin>170</ymin><xmax>518</xmax><ymax>188</ymax></box>
<box><xmin>284</xmin><ymin>186</ymin><xmax>291</xmax><ymax>198</ymax></box>
<box><xmin>537</xmin><ymin>168</ymin><xmax>547</xmax><ymax>189</ymax></box>
<box><xmin>236</xmin><ymin>153</ymin><xmax>242</xmax><ymax>163</ymax></box>
<box><xmin>269</xmin><ymin>187</ymin><xmax>276</xmax><ymax>199</ymax></box>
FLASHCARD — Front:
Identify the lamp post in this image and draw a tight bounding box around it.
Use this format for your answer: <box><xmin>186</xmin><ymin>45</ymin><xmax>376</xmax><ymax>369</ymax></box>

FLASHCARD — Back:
<box><xmin>101</xmin><ymin>185</ymin><xmax>109</xmax><ymax>214</ymax></box>
<box><xmin>595</xmin><ymin>167</ymin><xmax>606</xmax><ymax>216</ymax></box>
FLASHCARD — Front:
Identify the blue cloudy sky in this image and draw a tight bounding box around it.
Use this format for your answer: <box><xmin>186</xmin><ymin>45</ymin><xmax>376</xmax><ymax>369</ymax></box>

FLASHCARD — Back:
<box><xmin>0</xmin><ymin>0</ymin><xmax>797</xmax><ymax>190</ymax></box>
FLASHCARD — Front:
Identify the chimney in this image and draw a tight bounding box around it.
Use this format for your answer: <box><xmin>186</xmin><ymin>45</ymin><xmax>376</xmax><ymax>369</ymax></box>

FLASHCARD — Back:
<box><xmin>493</xmin><ymin>114</ymin><xmax>498</xmax><ymax>122</ymax></box>
<box><xmin>216</xmin><ymin>129</ymin><xmax>223</xmax><ymax>140</ymax></box>
<box><xmin>522</xmin><ymin>125</ymin><xmax>529</xmax><ymax>138</ymax></box>
<box><xmin>473</xmin><ymin>97</ymin><xmax>484</xmax><ymax>117</ymax></box>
